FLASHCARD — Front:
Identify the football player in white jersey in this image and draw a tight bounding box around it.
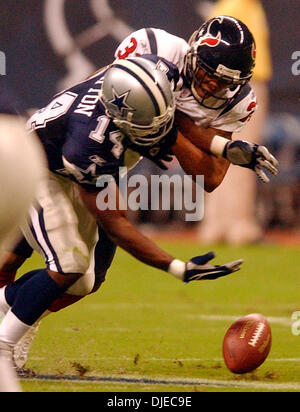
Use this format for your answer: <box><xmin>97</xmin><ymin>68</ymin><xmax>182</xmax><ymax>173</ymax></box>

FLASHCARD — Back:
<box><xmin>0</xmin><ymin>57</ymin><xmax>244</xmax><ymax>384</ymax></box>
<box><xmin>115</xmin><ymin>16</ymin><xmax>278</xmax><ymax>187</ymax></box>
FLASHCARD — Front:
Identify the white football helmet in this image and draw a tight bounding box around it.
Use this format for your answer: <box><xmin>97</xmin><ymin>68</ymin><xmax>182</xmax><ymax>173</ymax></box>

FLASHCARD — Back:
<box><xmin>99</xmin><ymin>57</ymin><xmax>175</xmax><ymax>147</ymax></box>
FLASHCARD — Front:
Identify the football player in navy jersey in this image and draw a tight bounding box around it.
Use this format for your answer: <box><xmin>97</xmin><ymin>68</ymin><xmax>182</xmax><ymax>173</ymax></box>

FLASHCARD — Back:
<box><xmin>0</xmin><ymin>56</ymin><xmax>244</xmax><ymax>381</ymax></box>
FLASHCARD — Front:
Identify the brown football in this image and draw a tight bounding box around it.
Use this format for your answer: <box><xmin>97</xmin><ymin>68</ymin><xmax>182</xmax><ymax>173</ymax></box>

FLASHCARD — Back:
<box><xmin>222</xmin><ymin>313</ymin><xmax>272</xmax><ymax>374</ymax></box>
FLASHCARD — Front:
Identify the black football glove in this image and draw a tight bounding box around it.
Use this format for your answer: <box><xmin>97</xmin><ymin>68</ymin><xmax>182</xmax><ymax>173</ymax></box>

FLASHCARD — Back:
<box><xmin>184</xmin><ymin>252</ymin><xmax>243</xmax><ymax>283</ymax></box>
<box><xmin>143</xmin><ymin>144</ymin><xmax>174</xmax><ymax>170</ymax></box>
<box><xmin>126</xmin><ymin>127</ymin><xmax>178</xmax><ymax>170</ymax></box>
<box><xmin>223</xmin><ymin>140</ymin><xmax>279</xmax><ymax>183</ymax></box>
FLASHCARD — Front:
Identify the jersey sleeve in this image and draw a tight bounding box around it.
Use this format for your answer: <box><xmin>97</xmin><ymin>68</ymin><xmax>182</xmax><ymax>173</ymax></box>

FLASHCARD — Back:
<box><xmin>176</xmin><ymin>84</ymin><xmax>257</xmax><ymax>133</ymax></box>
<box><xmin>115</xmin><ymin>28</ymin><xmax>189</xmax><ymax>75</ymax></box>
<box><xmin>61</xmin><ymin>116</ymin><xmax>125</xmax><ymax>187</ymax></box>
<box><xmin>138</xmin><ymin>54</ymin><xmax>180</xmax><ymax>90</ymax></box>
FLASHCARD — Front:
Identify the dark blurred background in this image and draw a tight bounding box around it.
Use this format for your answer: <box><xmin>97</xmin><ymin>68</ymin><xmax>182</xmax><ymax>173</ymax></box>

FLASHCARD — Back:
<box><xmin>0</xmin><ymin>0</ymin><xmax>299</xmax><ymax>114</ymax></box>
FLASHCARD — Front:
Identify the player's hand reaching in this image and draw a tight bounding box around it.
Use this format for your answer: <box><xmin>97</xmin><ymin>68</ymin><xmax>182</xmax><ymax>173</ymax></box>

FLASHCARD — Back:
<box><xmin>184</xmin><ymin>252</ymin><xmax>243</xmax><ymax>282</ymax></box>
<box><xmin>223</xmin><ymin>140</ymin><xmax>279</xmax><ymax>184</ymax></box>
<box><xmin>168</xmin><ymin>252</ymin><xmax>243</xmax><ymax>282</ymax></box>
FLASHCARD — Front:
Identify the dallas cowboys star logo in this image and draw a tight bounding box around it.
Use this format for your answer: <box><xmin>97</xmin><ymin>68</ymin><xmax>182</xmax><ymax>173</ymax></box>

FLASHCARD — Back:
<box><xmin>109</xmin><ymin>87</ymin><xmax>135</xmax><ymax>116</ymax></box>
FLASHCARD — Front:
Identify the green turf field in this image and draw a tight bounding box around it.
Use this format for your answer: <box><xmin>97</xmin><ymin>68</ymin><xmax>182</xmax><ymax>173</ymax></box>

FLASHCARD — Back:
<box><xmin>16</xmin><ymin>239</ymin><xmax>300</xmax><ymax>392</ymax></box>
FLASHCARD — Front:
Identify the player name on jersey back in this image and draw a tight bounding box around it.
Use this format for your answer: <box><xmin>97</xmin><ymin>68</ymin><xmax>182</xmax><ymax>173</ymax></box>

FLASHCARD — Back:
<box><xmin>74</xmin><ymin>78</ymin><xmax>104</xmax><ymax>118</ymax></box>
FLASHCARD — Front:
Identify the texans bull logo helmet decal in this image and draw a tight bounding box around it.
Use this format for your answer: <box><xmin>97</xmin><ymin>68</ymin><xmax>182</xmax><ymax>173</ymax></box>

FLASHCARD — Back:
<box><xmin>197</xmin><ymin>17</ymin><xmax>223</xmax><ymax>48</ymax></box>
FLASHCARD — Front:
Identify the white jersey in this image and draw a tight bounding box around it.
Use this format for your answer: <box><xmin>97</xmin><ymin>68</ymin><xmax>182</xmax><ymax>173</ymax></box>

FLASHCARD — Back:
<box><xmin>115</xmin><ymin>28</ymin><xmax>257</xmax><ymax>133</ymax></box>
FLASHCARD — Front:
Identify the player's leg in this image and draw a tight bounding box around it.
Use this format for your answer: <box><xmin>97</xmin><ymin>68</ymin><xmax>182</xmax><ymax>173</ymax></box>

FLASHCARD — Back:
<box><xmin>0</xmin><ymin>173</ymin><xmax>91</xmax><ymax>375</ymax></box>
<box><xmin>67</xmin><ymin>223</ymin><xmax>117</xmax><ymax>296</ymax></box>
<box><xmin>36</xmin><ymin>220</ymin><xmax>117</xmax><ymax>312</ymax></box>
<box><xmin>0</xmin><ymin>341</ymin><xmax>22</xmax><ymax>392</ymax></box>
<box><xmin>0</xmin><ymin>172</ymin><xmax>90</xmax><ymax>310</ymax></box>
<box><xmin>0</xmin><ymin>270</ymin><xmax>81</xmax><ymax>386</ymax></box>
<box><xmin>0</xmin><ymin>253</ymin><xmax>21</xmax><ymax>288</ymax></box>
<box><xmin>0</xmin><ymin>237</ymin><xmax>33</xmax><ymax>289</ymax></box>
<box><xmin>1</xmin><ymin>269</ymin><xmax>83</xmax><ymax>369</ymax></box>
<box><xmin>12</xmin><ymin>224</ymin><xmax>116</xmax><ymax>371</ymax></box>
<box><xmin>1</xmin><ymin>176</ymin><xmax>116</xmax><ymax>371</ymax></box>
<box><xmin>0</xmin><ymin>174</ymin><xmax>109</xmax><ymax>309</ymax></box>
<box><xmin>48</xmin><ymin>181</ymin><xmax>117</xmax><ymax>301</ymax></box>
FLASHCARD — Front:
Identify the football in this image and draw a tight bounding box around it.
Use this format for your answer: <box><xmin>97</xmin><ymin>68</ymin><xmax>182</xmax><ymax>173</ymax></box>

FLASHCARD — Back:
<box><xmin>222</xmin><ymin>313</ymin><xmax>272</xmax><ymax>374</ymax></box>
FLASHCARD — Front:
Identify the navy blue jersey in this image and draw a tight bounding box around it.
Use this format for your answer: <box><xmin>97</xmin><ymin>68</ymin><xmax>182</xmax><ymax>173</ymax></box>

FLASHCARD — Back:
<box><xmin>27</xmin><ymin>55</ymin><xmax>179</xmax><ymax>187</ymax></box>
<box><xmin>27</xmin><ymin>68</ymin><xmax>126</xmax><ymax>187</ymax></box>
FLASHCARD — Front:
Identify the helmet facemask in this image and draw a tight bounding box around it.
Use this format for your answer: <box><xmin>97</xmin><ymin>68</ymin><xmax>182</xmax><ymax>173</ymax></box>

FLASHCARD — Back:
<box><xmin>185</xmin><ymin>48</ymin><xmax>252</xmax><ymax>110</ymax></box>
<box><xmin>112</xmin><ymin>103</ymin><xmax>175</xmax><ymax>147</ymax></box>
<box><xmin>99</xmin><ymin>57</ymin><xmax>176</xmax><ymax>148</ymax></box>
<box><xmin>184</xmin><ymin>16</ymin><xmax>255</xmax><ymax>110</ymax></box>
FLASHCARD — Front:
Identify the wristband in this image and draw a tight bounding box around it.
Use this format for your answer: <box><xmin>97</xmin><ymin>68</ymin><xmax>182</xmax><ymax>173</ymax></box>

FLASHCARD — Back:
<box><xmin>168</xmin><ymin>259</ymin><xmax>186</xmax><ymax>280</ymax></box>
<box><xmin>210</xmin><ymin>135</ymin><xmax>229</xmax><ymax>157</ymax></box>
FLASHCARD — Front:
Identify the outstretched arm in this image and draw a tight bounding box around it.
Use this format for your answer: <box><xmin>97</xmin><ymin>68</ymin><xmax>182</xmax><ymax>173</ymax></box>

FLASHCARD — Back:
<box><xmin>172</xmin><ymin>131</ymin><xmax>230</xmax><ymax>192</ymax></box>
<box><xmin>171</xmin><ymin>111</ymin><xmax>232</xmax><ymax>192</ymax></box>
<box><xmin>175</xmin><ymin>111</ymin><xmax>278</xmax><ymax>184</ymax></box>
<box><xmin>78</xmin><ymin>183</ymin><xmax>242</xmax><ymax>281</ymax></box>
<box><xmin>175</xmin><ymin>111</ymin><xmax>232</xmax><ymax>153</ymax></box>
<box><xmin>80</xmin><ymin>182</ymin><xmax>174</xmax><ymax>271</ymax></box>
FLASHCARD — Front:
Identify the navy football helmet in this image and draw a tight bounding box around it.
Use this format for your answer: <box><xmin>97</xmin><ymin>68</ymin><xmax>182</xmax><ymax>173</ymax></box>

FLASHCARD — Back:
<box><xmin>184</xmin><ymin>16</ymin><xmax>256</xmax><ymax>109</ymax></box>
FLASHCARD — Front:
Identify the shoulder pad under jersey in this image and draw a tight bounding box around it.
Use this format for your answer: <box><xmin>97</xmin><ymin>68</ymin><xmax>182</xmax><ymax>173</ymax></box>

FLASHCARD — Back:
<box><xmin>115</xmin><ymin>28</ymin><xmax>189</xmax><ymax>75</ymax></box>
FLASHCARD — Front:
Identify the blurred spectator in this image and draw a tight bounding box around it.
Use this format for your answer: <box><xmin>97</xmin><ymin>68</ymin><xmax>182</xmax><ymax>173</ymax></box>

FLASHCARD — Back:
<box><xmin>198</xmin><ymin>0</ymin><xmax>273</xmax><ymax>244</ymax></box>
